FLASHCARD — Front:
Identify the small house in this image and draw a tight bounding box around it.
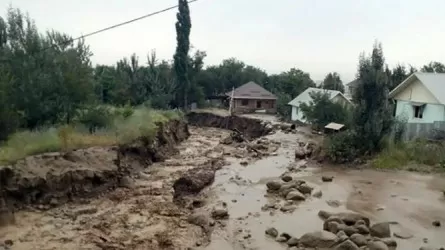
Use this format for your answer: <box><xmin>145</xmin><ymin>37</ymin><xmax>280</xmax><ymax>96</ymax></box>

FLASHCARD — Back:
<box><xmin>226</xmin><ymin>81</ymin><xmax>277</xmax><ymax>114</ymax></box>
<box><xmin>288</xmin><ymin>87</ymin><xmax>352</xmax><ymax>123</ymax></box>
<box><xmin>389</xmin><ymin>73</ymin><xmax>445</xmax><ymax>123</ymax></box>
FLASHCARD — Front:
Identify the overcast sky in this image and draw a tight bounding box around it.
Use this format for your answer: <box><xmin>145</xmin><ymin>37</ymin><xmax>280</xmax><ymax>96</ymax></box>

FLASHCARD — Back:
<box><xmin>2</xmin><ymin>0</ymin><xmax>445</xmax><ymax>83</ymax></box>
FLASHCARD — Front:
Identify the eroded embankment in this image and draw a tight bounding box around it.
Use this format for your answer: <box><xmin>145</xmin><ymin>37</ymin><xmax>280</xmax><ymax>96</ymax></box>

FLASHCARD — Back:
<box><xmin>186</xmin><ymin>112</ymin><xmax>273</xmax><ymax>139</ymax></box>
<box><xmin>0</xmin><ymin>119</ymin><xmax>189</xmax><ymax>225</ymax></box>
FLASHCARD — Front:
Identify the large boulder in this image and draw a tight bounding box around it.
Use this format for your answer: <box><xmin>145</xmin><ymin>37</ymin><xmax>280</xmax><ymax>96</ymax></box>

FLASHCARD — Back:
<box><xmin>299</xmin><ymin>231</ymin><xmax>338</xmax><ymax>248</ymax></box>
<box><xmin>350</xmin><ymin>233</ymin><xmax>367</xmax><ymax>247</ymax></box>
<box><xmin>265</xmin><ymin>227</ymin><xmax>279</xmax><ymax>238</ymax></box>
<box><xmin>334</xmin><ymin>239</ymin><xmax>360</xmax><ymax>250</ymax></box>
<box><xmin>266</xmin><ymin>180</ymin><xmax>282</xmax><ymax>191</ymax></box>
<box><xmin>286</xmin><ymin>190</ymin><xmax>306</xmax><ymax>201</ymax></box>
<box><xmin>370</xmin><ymin>222</ymin><xmax>391</xmax><ymax>238</ymax></box>
<box><xmin>173</xmin><ymin>168</ymin><xmax>215</xmax><ymax>198</ymax></box>
<box><xmin>297</xmin><ymin>183</ymin><xmax>314</xmax><ymax>195</ymax></box>
<box><xmin>367</xmin><ymin>241</ymin><xmax>389</xmax><ymax>250</ymax></box>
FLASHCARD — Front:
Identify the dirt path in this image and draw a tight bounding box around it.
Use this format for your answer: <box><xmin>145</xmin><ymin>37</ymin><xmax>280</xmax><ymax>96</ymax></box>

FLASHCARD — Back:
<box><xmin>0</xmin><ymin>127</ymin><xmax>230</xmax><ymax>250</ymax></box>
<box><xmin>199</xmin><ymin>130</ymin><xmax>445</xmax><ymax>250</ymax></box>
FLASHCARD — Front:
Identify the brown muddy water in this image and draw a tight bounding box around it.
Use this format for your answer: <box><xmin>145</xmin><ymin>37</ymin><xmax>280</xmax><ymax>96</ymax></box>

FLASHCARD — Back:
<box><xmin>1</xmin><ymin>124</ymin><xmax>444</xmax><ymax>250</ymax></box>
<box><xmin>201</xmin><ymin>130</ymin><xmax>445</xmax><ymax>250</ymax></box>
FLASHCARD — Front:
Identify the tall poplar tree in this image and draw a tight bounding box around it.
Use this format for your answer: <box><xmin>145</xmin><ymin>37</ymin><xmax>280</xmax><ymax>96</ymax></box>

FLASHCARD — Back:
<box><xmin>173</xmin><ymin>0</ymin><xmax>192</xmax><ymax>109</ymax></box>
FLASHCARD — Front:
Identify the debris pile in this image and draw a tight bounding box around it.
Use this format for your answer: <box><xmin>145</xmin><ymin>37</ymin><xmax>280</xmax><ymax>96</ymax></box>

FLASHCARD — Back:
<box><xmin>265</xmin><ymin>210</ymin><xmax>402</xmax><ymax>250</ymax></box>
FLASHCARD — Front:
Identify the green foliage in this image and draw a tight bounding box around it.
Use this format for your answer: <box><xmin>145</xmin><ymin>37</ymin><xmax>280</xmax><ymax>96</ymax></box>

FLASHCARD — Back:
<box><xmin>321</xmin><ymin>72</ymin><xmax>344</xmax><ymax>93</ymax></box>
<box><xmin>299</xmin><ymin>91</ymin><xmax>350</xmax><ymax>130</ymax></box>
<box><xmin>77</xmin><ymin>105</ymin><xmax>112</xmax><ymax>133</ymax></box>
<box><xmin>372</xmin><ymin>140</ymin><xmax>445</xmax><ymax>170</ymax></box>
<box><xmin>421</xmin><ymin>61</ymin><xmax>445</xmax><ymax>73</ymax></box>
<box><xmin>174</xmin><ymin>0</ymin><xmax>192</xmax><ymax>109</ymax></box>
<box><xmin>352</xmin><ymin>42</ymin><xmax>393</xmax><ymax>154</ymax></box>
<box><xmin>325</xmin><ymin>130</ymin><xmax>359</xmax><ymax>163</ymax></box>
<box><xmin>276</xmin><ymin>93</ymin><xmax>292</xmax><ymax>119</ymax></box>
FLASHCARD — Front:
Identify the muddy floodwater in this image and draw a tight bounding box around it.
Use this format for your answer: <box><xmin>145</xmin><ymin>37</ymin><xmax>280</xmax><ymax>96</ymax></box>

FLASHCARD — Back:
<box><xmin>201</xmin><ymin>130</ymin><xmax>445</xmax><ymax>250</ymax></box>
<box><xmin>1</xmin><ymin>122</ymin><xmax>445</xmax><ymax>250</ymax></box>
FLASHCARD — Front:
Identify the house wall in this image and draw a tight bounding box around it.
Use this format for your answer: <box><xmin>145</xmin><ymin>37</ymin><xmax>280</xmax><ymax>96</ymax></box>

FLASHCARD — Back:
<box><xmin>331</xmin><ymin>94</ymin><xmax>351</xmax><ymax>107</ymax></box>
<box><xmin>233</xmin><ymin>99</ymin><xmax>276</xmax><ymax>114</ymax></box>
<box><xmin>395</xmin><ymin>100</ymin><xmax>445</xmax><ymax>123</ymax></box>
<box><xmin>393</xmin><ymin>79</ymin><xmax>444</xmax><ymax>123</ymax></box>
<box><xmin>291</xmin><ymin>106</ymin><xmax>306</xmax><ymax>123</ymax></box>
<box><xmin>393</xmin><ymin>78</ymin><xmax>440</xmax><ymax>104</ymax></box>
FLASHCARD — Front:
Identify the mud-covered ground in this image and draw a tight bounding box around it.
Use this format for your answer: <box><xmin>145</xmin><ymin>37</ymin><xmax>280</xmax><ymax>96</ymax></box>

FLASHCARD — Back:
<box><xmin>198</xmin><ymin>129</ymin><xmax>445</xmax><ymax>250</ymax></box>
<box><xmin>1</xmin><ymin>115</ymin><xmax>445</xmax><ymax>250</ymax></box>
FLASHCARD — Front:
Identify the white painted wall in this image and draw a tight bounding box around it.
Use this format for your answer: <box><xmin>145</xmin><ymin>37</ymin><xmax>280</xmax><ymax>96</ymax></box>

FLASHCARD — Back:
<box><xmin>393</xmin><ymin>79</ymin><xmax>440</xmax><ymax>104</ymax></box>
<box><xmin>291</xmin><ymin>106</ymin><xmax>306</xmax><ymax>123</ymax></box>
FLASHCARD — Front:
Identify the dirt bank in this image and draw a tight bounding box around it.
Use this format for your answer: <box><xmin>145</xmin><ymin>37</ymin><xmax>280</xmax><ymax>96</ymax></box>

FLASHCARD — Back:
<box><xmin>0</xmin><ymin>126</ymin><xmax>231</xmax><ymax>250</ymax></box>
<box><xmin>0</xmin><ymin>119</ymin><xmax>189</xmax><ymax>225</ymax></box>
<box><xmin>186</xmin><ymin>112</ymin><xmax>273</xmax><ymax>139</ymax></box>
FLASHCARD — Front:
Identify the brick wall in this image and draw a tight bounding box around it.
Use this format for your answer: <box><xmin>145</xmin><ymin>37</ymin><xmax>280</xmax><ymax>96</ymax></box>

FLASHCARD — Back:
<box><xmin>232</xmin><ymin>99</ymin><xmax>276</xmax><ymax>114</ymax></box>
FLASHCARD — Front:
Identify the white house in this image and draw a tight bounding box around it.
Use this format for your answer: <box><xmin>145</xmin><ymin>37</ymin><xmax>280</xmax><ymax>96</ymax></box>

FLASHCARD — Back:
<box><xmin>288</xmin><ymin>87</ymin><xmax>352</xmax><ymax>123</ymax></box>
<box><xmin>389</xmin><ymin>73</ymin><xmax>445</xmax><ymax>123</ymax></box>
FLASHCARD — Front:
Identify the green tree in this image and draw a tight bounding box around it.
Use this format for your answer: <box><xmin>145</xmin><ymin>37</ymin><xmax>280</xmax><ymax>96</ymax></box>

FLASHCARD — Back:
<box><xmin>299</xmin><ymin>91</ymin><xmax>350</xmax><ymax>129</ymax></box>
<box><xmin>173</xmin><ymin>0</ymin><xmax>192</xmax><ymax>109</ymax></box>
<box><xmin>388</xmin><ymin>64</ymin><xmax>408</xmax><ymax>91</ymax></box>
<box><xmin>421</xmin><ymin>61</ymin><xmax>445</xmax><ymax>73</ymax></box>
<box><xmin>352</xmin><ymin>42</ymin><xmax>393</xmax><ymax>153</ymax></box>
<box><xmin>321</xmin><ymin>72</ymin><xmax>345</xmax><ymax>93</ymax></box>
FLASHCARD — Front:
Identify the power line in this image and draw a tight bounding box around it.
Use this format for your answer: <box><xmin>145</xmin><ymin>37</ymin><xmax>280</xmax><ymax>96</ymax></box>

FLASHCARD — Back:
<box><xmin>2</xmin><ymin>0</ymin><xmax>200</xmax><ymax>58</ymax></box>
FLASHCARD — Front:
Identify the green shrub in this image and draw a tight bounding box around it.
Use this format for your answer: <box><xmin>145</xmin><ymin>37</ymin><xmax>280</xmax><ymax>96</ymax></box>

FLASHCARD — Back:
<box><xmin>77</xmin><ymin>105</ymin><xmax>112</xmax><ymax>133</ymax></box>
<box><xmin>325</xmin><ymin>130</ymin><xmax>359</xmax><ymax>163</ymax></box>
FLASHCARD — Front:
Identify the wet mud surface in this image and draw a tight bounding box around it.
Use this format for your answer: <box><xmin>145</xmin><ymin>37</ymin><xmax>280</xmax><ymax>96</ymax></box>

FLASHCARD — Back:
<box><xmin>1</xmin><ymin>113</ymin><xmax>444</xmax><ymax>250</ymax></box>
<box><xmin>200</xmin><ymin>130</ymin><xmax>445</xmax><ymax>250</ymax></box>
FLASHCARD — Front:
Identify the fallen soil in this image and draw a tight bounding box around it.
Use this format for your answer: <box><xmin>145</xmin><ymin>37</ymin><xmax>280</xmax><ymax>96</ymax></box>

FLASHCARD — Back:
<box><xmin>0</xmin><ymin>119</ymin><xmax>189</xmax><ymax>224</ymax></box>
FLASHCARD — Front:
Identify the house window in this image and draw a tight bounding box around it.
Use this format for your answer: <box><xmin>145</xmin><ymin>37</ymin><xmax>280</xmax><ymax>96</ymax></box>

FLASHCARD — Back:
<box><xmin>241</xmin><ymin>99</ymin><xmax>248</xmax><ymax>106</ymax></box>
<box><xmin>256</xmin><ymin>101</ymin><xmax>262</xmax><ymax>108</ymax></box>
<box><xmin>413</xmin><ymin>104</ymin><xmax>425</xmax><ymax>119</ymax></box>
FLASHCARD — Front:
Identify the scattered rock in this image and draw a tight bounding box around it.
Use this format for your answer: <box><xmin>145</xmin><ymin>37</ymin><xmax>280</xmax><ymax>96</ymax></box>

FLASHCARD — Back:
<box><xmin>119</xmin><ymin>176</ymin><xmax>135</xmax><ymax>188</ymax></box>
<box><xmin>187</xmin><ymin>213</ymin><xmax>210</xmax><ymax>228</ymax></box>
<box><xmin>286</xmin><ymin>190</ymin><xmax>306</xmax><ymax>201</ymax></box>
<box><xmin>343</xmin><ymin>226</ymin><xmax>359</xmax><ymax>236</ymax></box>
<box><xmin>367</xmin><ymin>240</ymin><xmax>389</xmax><ymax>250</ymax></box>
<box><xmin>280</xmin><ymin>232</ymin><xmax>292</xmax><ymax>240</ymax></box>
<box><xmin>393</xmin><ymin>230</ymin><xmax>413</xmax><ymax>239</ymax></box>
<box><xmin>334</xmin><ymin>239</ymin><xmax>360</xmax><ymax>250</ymax></box>
<box><xmin>322</xmin><ymin>176</ymin><xmax>334</xmax><ymax>182</ymax></box>
<box><xmin>336</xmin><ymin>231</ymin><xmax>349</xmax><ymax>242</ymax></box>
<box><xmin>265</xmin><ymin>227</ymin><xmax>279</xmax><ymax>238</ymax></box>
<box><xmin>381</xmin><ymin>238</ymin><xmax>397</xmax><ymax>248</ymax></box>
<box><xmin>287</xmin><ymin>237</ymin><xmax>299</xmax><ymax>247</ymax></box>
<box><xmin>280</xmin><ymin>205</ymin><xmax>296</xmax><ymax>213</ymax></box>
<box><xmin>350</xmin><ymin>233</ymin><xmax>367</xmax><ymax>246</ymax></box>
<box><xmin>325</xmin><ymin>221</ymin><xmax>341</xmax><ymax>234</ymax></box>
<box><xmin>72</xmin><ymin>206</ymin><xmax>98</xmax><ymax>218</ymax></box>
<box><xmin>370</xmin><ymin>222</ymin><xmax>391</xmax><ymax>238</ymax></box>
<box><xmin>266</xmin><ymin>181</ymin><xmax>282</xmax><ymax>191</ymax></box>
<box><xmin>275</xmin><ymin>236</ymin><xmax>287</xmax><ymax>243</ymax></box>
<box><xmin>240</xmin><ymin>161</ymin><xmax>248</xmax><ymax>166</ymax></box>
<box><xmin>211</xmin><ymin>208</ymin><xmax>229</xmax><ymax>220</ymax></box>
<box><xmin>313</xmin><ymin>190</ymin><xmax>323</xmax><ymax>198</ymax></box>
<box><xmin>318</xmin><ymin>210</ymin><xmax>333</xmax><ymax>220</ymax></box>
<box><xmin>299</xmin><ymin>231</ymin><xmax>338</xmax><ymax>248</ymax></box>
<box><xmin>297</xmin><ymin>183</ymin><xmax>314</xmax><ymax>194</ymax></box>
<box><xmin>281</xmin><ymin>175</ymin><xmax>293</xmax><ymax>182</ymax></box>
<box><xmin>326</xmin><ymin>200</ymin><xmax>342</xmax><ymax>208</ymax></box>
<box><xmin>355</xmin><ymin>224</ymin><xmax>370</xmax><ymax>235</ymax></box>
<box><xmin>432</xmin><ymin>220</ymin><xmax>441</xmax><ymax>227</ymax></box>
<box><xmin>4</xmin><ymin>239</ymin><xmax>13</xmax><ymax>247</ymax></box>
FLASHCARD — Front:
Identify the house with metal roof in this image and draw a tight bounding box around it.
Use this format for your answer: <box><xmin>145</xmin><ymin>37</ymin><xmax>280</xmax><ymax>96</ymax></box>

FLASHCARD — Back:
<box><xmin>226</xmin><ymin>81</ymin><xmax>277</xmax><ymax>114</ymax></box>
<box><xmin>389</xmin><ymin>73</ymin><xmax>445</xmax><ymax>123</ymax></box>
<box><xmin>288</xmin><ymin>87</ymin><xmax>352</xmax><ymax>123</ymax></box>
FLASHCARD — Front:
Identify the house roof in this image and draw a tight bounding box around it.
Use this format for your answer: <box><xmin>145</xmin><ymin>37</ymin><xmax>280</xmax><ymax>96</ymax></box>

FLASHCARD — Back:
<box><xmin>226</xmin><ymin>81</ymin><xmax>277</xmax><ymax>100</ymax></box>
<box><xmin>287</xmin><ymin>87</ymin><xmax>351</xmax><ymax>107</ymax></box>
<box><xmin>345</xmin><ymin>79</ymin><xmax>360</xmax><ymax>87</ymax></box>
<box><xmin>389</xmin><ymin>73</ymin><xmax>445</xmax><ymax>104</ymax></box>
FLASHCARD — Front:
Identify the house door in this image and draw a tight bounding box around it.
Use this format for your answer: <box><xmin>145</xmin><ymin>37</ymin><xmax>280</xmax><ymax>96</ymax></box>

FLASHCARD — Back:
<box><xmin>256</xmin><ymin>101</ymin><xmax>262</xmax><ymax>108</ymax></box>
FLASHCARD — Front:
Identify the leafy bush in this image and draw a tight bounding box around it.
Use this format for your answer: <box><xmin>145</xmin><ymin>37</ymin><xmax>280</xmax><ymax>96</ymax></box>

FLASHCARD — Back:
<box><xmin>372</xmin><ymin>139</ymin><xmax>445</xmax><ymax>170</ymax></box>
<box><xmin>77</xmin><ymin>105</ymin><xmax>113</xmax><ymax>133</ymax></box>
<box><xmin>325</xmin><ymin>130</ymin><xmax>359</xmax><ymax>163</ymax></box>
<box><xmin>299</xmin><ymin>91</ymin><xmax>351</xmax><ymax>130</ymax></box>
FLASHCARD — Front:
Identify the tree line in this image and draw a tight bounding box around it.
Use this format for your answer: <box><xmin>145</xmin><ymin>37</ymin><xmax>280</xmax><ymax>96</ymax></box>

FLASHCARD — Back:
<box><xmin>1</xmin><ymin>6</ymin><xmax>444</xmax><ymax>141</ymax></box>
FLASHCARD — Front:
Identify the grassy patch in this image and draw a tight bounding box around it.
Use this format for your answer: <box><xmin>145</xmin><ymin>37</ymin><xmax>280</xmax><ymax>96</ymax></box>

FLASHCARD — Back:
<box><xmin>372</xmin><ymin>140</ymin><xmax>445</xmax><ymax>170</ymax></box>
<box><xmin>0</xmin><ymin>107</ymin><xmax>183</xmax><ymax>165</ymax></box>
